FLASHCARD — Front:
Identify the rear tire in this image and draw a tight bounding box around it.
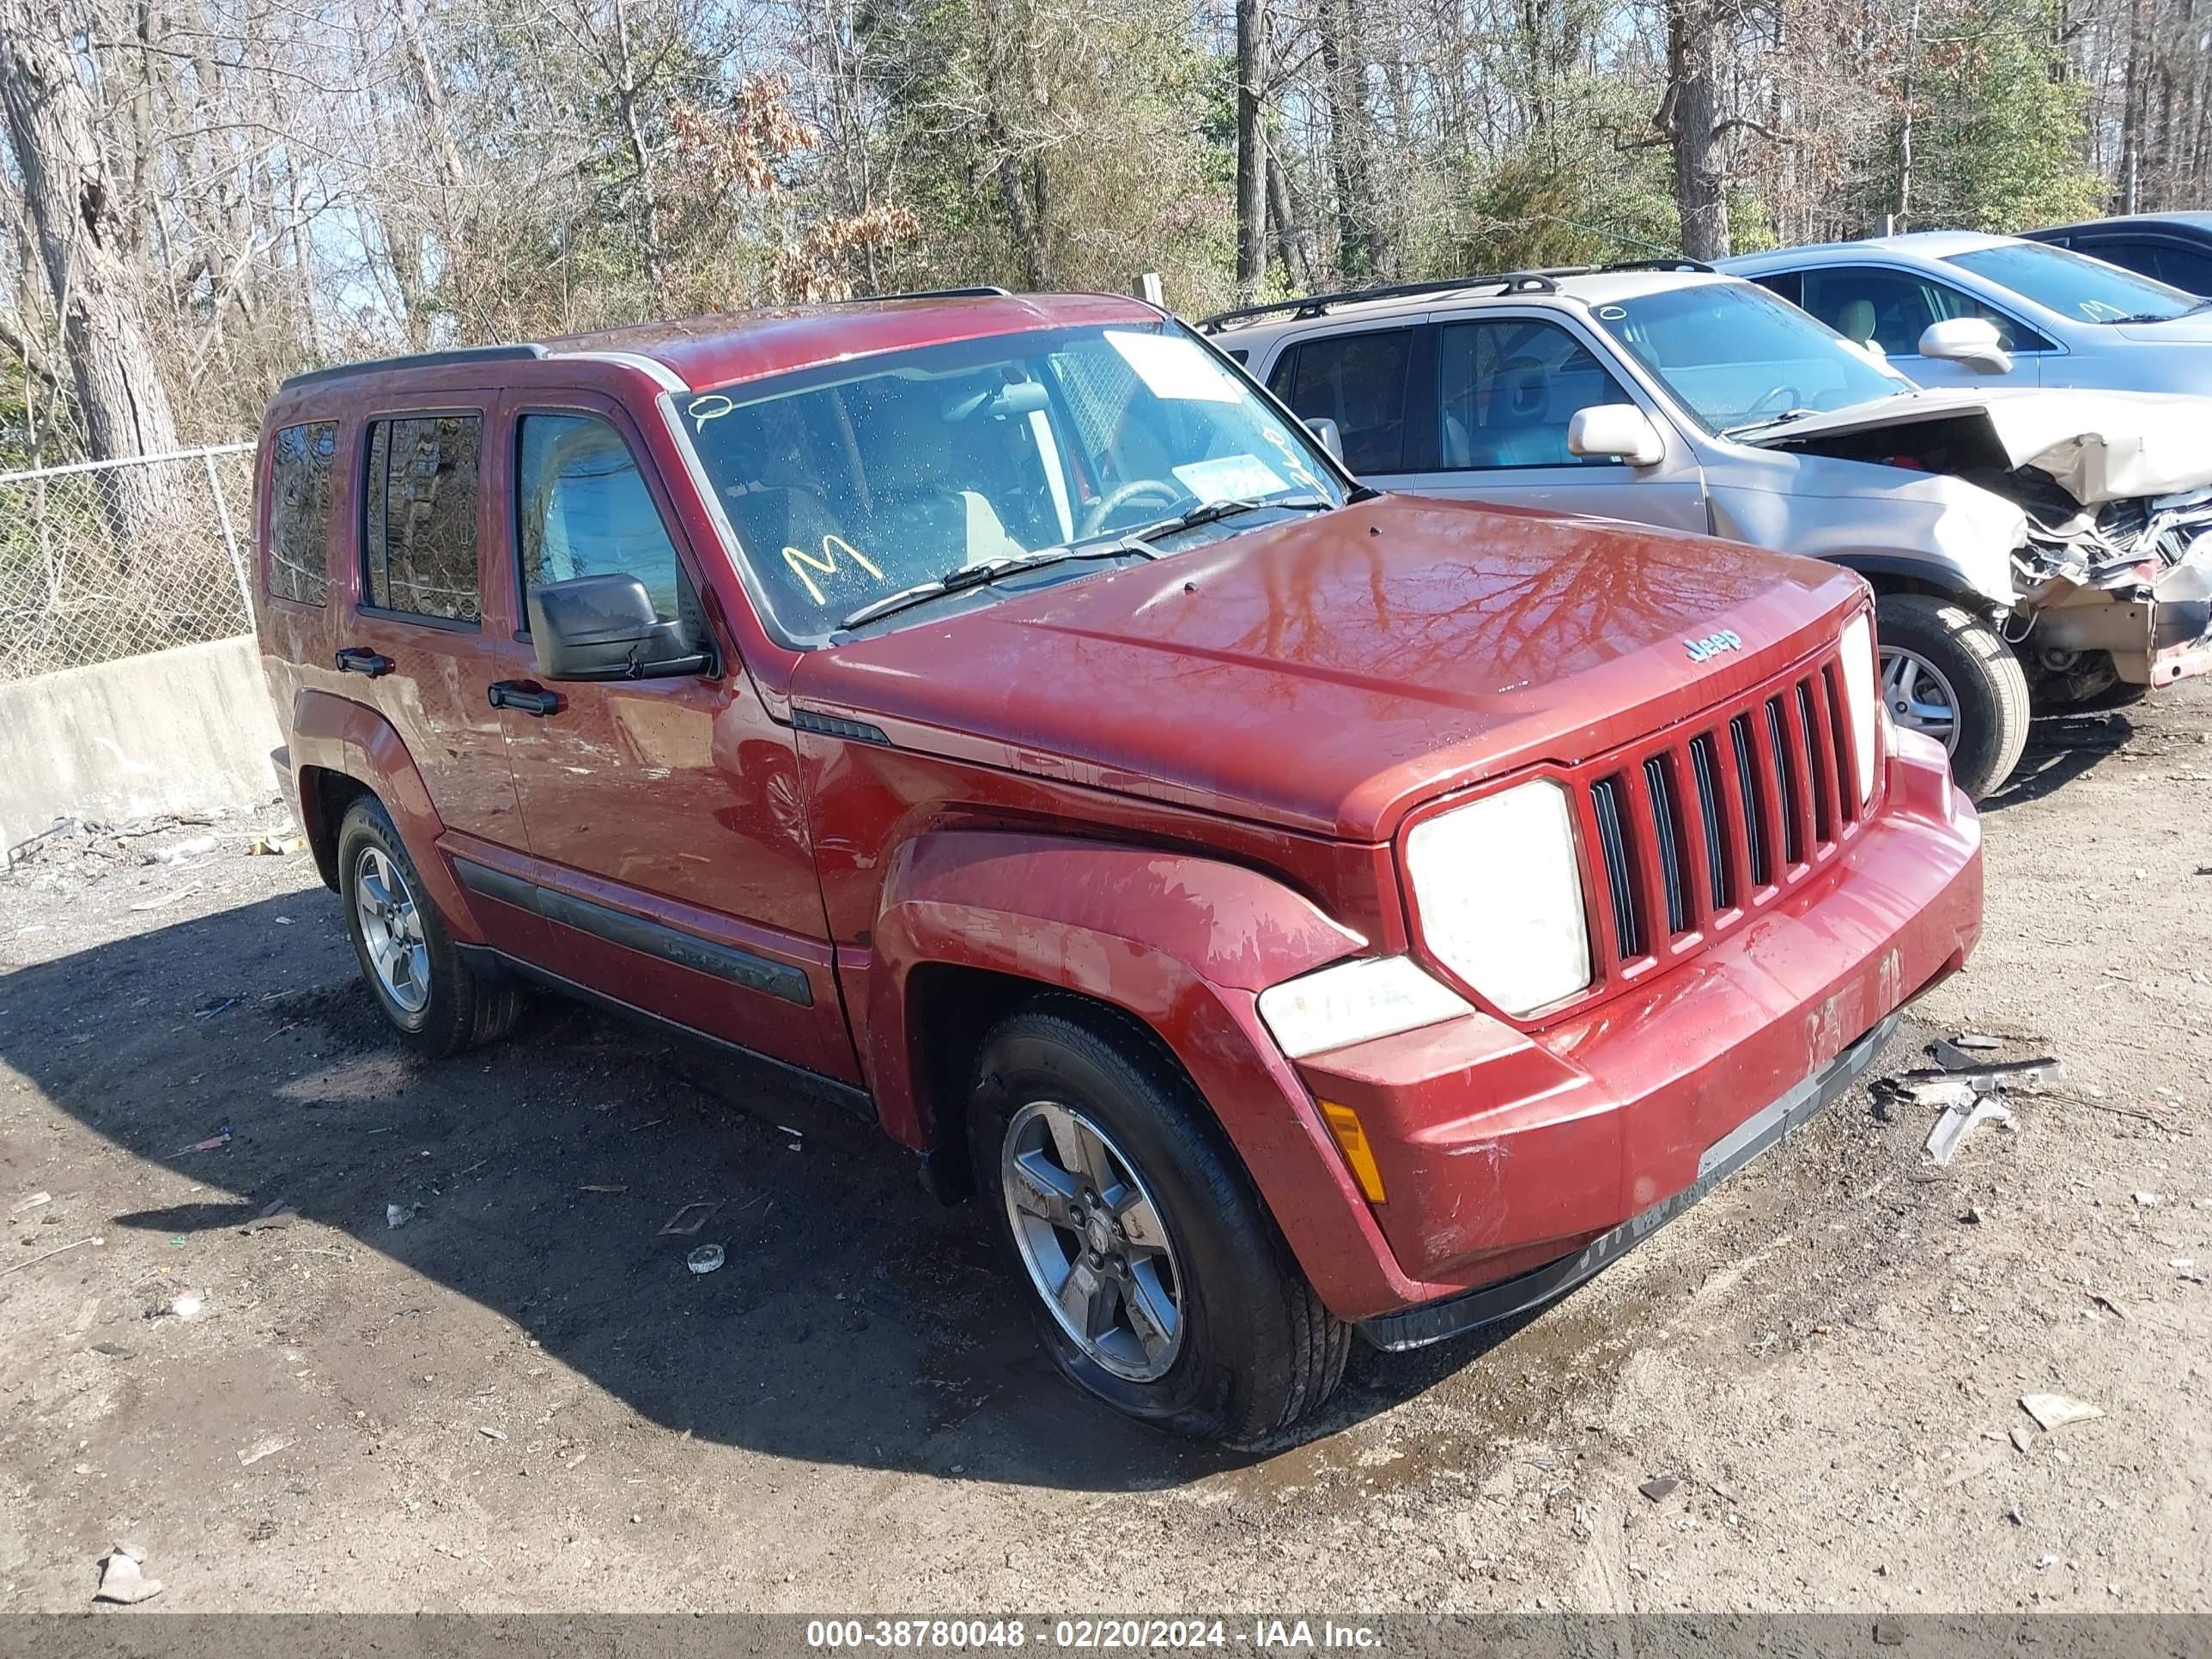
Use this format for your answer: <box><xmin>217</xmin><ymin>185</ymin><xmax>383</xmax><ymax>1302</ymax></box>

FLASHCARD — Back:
<box><xmin>1875</xmin><ymin>592</ymin><xmax>2030</xmax><ymax>800</ymax></box>
<box><xmin>968</xmin><ymin>998</ymin><xmax>1349</xmax><ymax>1444</ymax></box>
<box><xmin>337</xmin><ymin>796</ymin><xmax>522</xmax><ymax>1059</ymax></box>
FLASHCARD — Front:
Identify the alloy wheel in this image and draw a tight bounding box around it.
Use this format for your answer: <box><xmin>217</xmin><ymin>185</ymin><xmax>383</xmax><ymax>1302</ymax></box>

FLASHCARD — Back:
<box><xmin>1881</xmin><ymin>645</ymin><xmax>1960</xmax><ymax>753</ymax></box>
<box><xmin>354</xmin><ymin>846</ymin><xmax>431</xmax><ymax>1015</ymax></box>
<box><xmin>1000</xmin><ymin>1099</ymin><xmax>1185</xmax><ymax>1382</ymax></box>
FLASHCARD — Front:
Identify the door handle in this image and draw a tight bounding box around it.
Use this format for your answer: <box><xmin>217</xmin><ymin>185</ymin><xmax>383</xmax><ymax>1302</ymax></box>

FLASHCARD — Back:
<box><xmin>488</xmin><ymin>680</ymin><xmax>561</xmax><ymax>717</ymax></box>
<box><xmin>335</xmin><ymin>647</ymin><xmax>394</xmax><ymax>677</ymax></box>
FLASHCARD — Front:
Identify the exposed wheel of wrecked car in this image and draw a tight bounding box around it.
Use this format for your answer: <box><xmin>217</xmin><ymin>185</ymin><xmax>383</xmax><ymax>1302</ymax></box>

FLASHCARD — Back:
<box><xmin>1874</xmin><ymin>592</ymin><xmax>2030</xmax><ymax>801</ymax></box>
<box><xmin>337</xmin><ymin>796</ymin><xmax>523</xmax><ymax>1058</ymax></box>
<box><xmin>969</xmin><ymin>999</ymin><xmax>1350</xmax><ymax>1444</ymax></box>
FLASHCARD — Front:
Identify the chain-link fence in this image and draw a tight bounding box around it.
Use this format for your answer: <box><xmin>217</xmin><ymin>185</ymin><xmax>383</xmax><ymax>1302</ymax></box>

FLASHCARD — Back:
<box><xmin>0</xmin><ymin>444</ymin><xmax>257</xmax><ymax>683</ymax></box>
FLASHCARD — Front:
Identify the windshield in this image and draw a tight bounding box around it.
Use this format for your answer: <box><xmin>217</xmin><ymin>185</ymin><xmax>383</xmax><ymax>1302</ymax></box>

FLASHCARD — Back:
<box><xmin>678</xmin><ymin>322</ymin><xmax>1346</xmax><ymax>641</ymax></box>
<box><xmin>1589</xmin><ymin>281</ymin><xmax>1913</xmax><ymax>435</ymax></box>
<box><xmin>1944</xmin><ymin>240</ymin><xmax>2205</xmax><ymax>323</ymax></box>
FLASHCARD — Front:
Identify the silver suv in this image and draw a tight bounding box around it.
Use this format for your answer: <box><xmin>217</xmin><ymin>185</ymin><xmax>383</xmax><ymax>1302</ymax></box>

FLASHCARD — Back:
<box><xmin>1203</xmin><ymin>264</ymin><xmax>2212</xmax><ymax>798</ymax></box>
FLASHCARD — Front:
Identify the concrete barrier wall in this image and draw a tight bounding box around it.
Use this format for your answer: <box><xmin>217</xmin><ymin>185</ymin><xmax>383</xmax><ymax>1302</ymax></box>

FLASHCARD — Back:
<box><xmin>1</xmin><ymin>635</ymin><xmax>282</xmax><ymax>857</ymax></box>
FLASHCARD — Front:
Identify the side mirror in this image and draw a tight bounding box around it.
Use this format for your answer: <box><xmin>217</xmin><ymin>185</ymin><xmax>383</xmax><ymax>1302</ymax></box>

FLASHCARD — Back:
<box><xmin>528</xmin><ymin>574</ymin><xmax>713</xmax><ymax>682</ymax></box>
<box><xmin>1567</xmin><ymin>404</ymin><xmax>1667</xmax><ymax>466</ymax></box>
<box><xmin>1305</xmin><ymin>416</ymin><xmax>1346</xmax><ymax>461</ymax></box>
<box><xmin>1917</xmin><ymin>317</ymin><xmax>2013</xmax><ymax>374</ymax></box>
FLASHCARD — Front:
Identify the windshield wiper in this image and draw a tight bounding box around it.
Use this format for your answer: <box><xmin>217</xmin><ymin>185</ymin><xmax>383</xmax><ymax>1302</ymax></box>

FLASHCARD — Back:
<box><xmin>1121</xmin><ymin>494</ymin><xmax>1334</xmax><ymax>548</ymax></box>
<box><xmin>836</xmin><ymin>544</ymin><xmax>1155</xmax><ymax>631</ymax></box>
<box><xmin>1720</xmin><ymin>408</ymin><xmax>1820</xmax><ymax>440</ymax></box>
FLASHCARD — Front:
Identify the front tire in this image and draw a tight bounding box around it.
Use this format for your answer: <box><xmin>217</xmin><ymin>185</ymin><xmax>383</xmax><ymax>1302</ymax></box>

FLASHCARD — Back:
<box><xmin>1875</xmin><ymin>592</ymin><xmax>2030</xmax><ymax>800</ymax></box>
<box><xmin>969</xmin><ymin>999</ymin><xmax>1349</xmax><ymax>1444</ymax></box>
<box><xmin>337</xmin><ymin>796</ymin><xmax>521</xmax><ymax>1059</ymax></box>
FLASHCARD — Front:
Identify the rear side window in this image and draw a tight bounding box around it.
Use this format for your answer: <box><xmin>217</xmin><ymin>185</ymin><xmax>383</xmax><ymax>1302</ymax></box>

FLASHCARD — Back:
<box><xmin>1277</xmin><ymin>330</ymin><xmax>1413</xmax><ymax>473</ymax></box>
<box><xmin>516</xmin><ymin>413</ymin><xmax>684</xmax><ymax>621</ymax></box>
<box><xmin>265</xmin><ymin>421</ymin><xmax>336</xmax><ymax>605</ymax></box>
<box><xmin>362</xmin><ymin>415</ymin><xmax>483</xmax><ymax>623</ymax></box>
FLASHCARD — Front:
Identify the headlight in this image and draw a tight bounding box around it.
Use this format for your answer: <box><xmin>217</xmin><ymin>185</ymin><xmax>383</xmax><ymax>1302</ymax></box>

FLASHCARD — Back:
<box><xmin>1839</xmin><ymin>611</ymin><xmax>1881</xmax><ymax>805</ymax></box>
<box><xmin>1256</xmin><ymin>956</ymin><xmax>1474</xmax><ymax>1060</ymax></box>
<box><xmin>1406</xmin><ymin>778</ymin><xmax>1591</xmax><ymax>1017</ymax></box>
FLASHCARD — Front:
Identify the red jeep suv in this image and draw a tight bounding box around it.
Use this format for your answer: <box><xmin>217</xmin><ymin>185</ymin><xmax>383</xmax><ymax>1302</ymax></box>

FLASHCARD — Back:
<box><xmin>252</xmin><ymin>289</ymin><xmax>1983</xmax><ymax>1442</ymax></box>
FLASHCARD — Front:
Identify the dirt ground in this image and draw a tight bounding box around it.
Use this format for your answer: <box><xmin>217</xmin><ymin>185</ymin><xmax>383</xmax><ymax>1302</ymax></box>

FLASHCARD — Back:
<box><xmin>2</xmin><ymin>686</ymin><xmax>2208</xmax><ymax>1617</ymax></box>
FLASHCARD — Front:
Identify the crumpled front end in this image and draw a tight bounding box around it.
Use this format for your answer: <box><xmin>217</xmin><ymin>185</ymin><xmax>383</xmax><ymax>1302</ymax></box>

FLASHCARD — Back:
<box><xmin>2002</xmin><ymin>476</ymin><xmax>2212</xmax><ymax>692</ymax></box>
<box><xmin>1763</xmin><ymin>392</ymin><xmax>2212</xmax><ymax>694</ymax></box>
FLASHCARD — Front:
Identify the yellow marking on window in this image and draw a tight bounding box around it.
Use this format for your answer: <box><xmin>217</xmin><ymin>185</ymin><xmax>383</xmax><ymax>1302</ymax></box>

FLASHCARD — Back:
<box><xmin>782</xmin><ymin>535</ymin><xmax>885</xmax><ymax>605</ymax></box>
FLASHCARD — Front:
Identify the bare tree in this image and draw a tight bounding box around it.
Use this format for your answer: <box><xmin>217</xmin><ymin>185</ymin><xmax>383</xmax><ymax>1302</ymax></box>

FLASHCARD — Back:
<box><xmin>1</xmin><ymin>0</ymin><xmax>180</xmax><ymax>533</ymax></box>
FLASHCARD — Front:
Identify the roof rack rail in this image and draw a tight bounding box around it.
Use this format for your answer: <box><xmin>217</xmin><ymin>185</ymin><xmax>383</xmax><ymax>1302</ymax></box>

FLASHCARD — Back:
<box><xmin>1195</xmin><ymin>271</ymin><xmax>1561</xmax><ymax>331</ymax></box>
<box><xmin>844</xmin><ymin>285</ymin><xmax>1013</xmax><ymax>303</ymax></box>
<box><xmin>277</xmin><ymin>343</ymin><xmax>550</xmax><ymax>392</ymax></box>
<box><xmin>1595</xmin><ymin>257</ymin><xmax>1714</xmax><ymax>275</ymax></box>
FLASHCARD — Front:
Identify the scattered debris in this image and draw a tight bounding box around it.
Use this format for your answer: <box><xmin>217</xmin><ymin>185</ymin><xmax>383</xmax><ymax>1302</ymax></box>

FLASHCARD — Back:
<box><xmin>2009</xmin><ymin>1423</ymin><xmax>2036</xmax><ymax>1453</ymax></box>
<box><xmin>1925</xmin><ymin>1095</ymin><xmax>2012</xmax><ymax>1166</ymax></box>
<box><xmin>1902</xmin><ymin>1055</ymin><xmax>2063</xmax><ymax>1093</ymax></box>
<box><xmin>1638</xmin><ymin>1474</ymin><xmax>1679</xmax><ymax>1502</ymax></box>
<box><xmin>272</xmin><ymin>915</ymin><xmax>295</xmax><ymax>925</ymax></box>
<box><xmin>775</xmin><ymin>1124</ymin><xmax>804</xmax><ymax>1139</ymax></box>
<box><xmin>1949</xmin><ymin>1034</ymin><xmax>2004</xmax><ymax>1051</ymax></box>
<box><xmin>686</xmin><ymin>1244</ymin><xmax>726</xmax><ymax>1275</ymax></box>
<box><xmin>176</xmin><ymin>1131</ymin><xmax>230</xmax><ymax>1153</ymax></box>
<box><xmin>0</xmin><ymin>1235</ymin><xmax>102</xmax><ymax>1279</ymax></box>
<box><xmin>127</xmin><ymin>886</ymin><xmax>198</xmax><ymax>913</ymax></box>
<box><xmin>90</xmin><ymin>1341</ymin><xmax>137</xmax><ymax>1358</ymax></box>
<box><xmin>193</xmin><ymin>997</ymin><xmax>240</xmax><ymax>1021</ymax></box>
<box><xmin>2088</xmin><ymin>1293</ymin><xmax>2128</xmax><ymax>1321</ymax></box>
<box><xmin>167</xmin><ymin>1290</ymin><xmax>205</xmax><ymax>1321</ymax></box>
<box><xmin>246</xmin><ymin>835</ymin><xmax>299</xmax><ymax>856</ymax></box>
<box><xmin>2132</xmin><ymin>1191</ymin><xmax>2162</xmax><ymax>1206</ymax></box>
<box><xmin>10</xmin><ymin>1191</ymin><xmax>51</xmax><ymax>1213</ymax></box>
<box><xmin>1960</xmin><ymin>1206</ymin><xmax>1985</xmax><ymax>1224</ymax></box>
<box><xmin>240</xmin><ymin>1201</ymin><xmax>295</xmax><ymax>1234</ymax></box>
<box><xmin>478</xmin><ymin>1425</ymin><xmax>507</xmax><ymax>1442</ymax></box>
<box><xmin>659</xmin><ymin>1202</ymin><xmax>720</xmax><ymax>1237</ymax></box>
<box><xmin>93</xmin><ymin>1543</ymin><xmax>163</xmax><ymax>1606</ymax></box>
<box><xmin>2021</xmin><ymin>1393</ymin><xmax>2103</xmax><ymax>1432</ymax></box>
<box><xmin>160</xmin><ymin>836</ymin><xmax>220</xmax><ymax>865</ymax></box>
<box><xmin>386</xmin><ymin>1201</ymin><xmax>422</xmax><ymax>1230</ymax></box>
<box><xmin>578</xmin><ymin>1183</ymin><xmax>627</xmax><ymax>1194</ymax></box>
<box><xmin>1887</xmin><ymin>1076</ymin><xmax>1978</xmax><ymax>1112</ymax></box>
<box><xmin>237</xmin><ymin>1435</ymin><xmax>292</xmax><ymax>1467</ymax></box>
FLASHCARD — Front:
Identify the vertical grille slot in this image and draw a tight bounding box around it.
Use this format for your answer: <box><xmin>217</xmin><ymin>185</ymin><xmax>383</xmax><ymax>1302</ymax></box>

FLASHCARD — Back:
<box><xmin>1729</xmin><ymin>714</ymin><xmax>1768</xmax><ymax>888</ymax></box>
<box><xmin>1824</xmin><ymin>665</ymin><xmax>1858</xmax><ymax>823</ymax></box>
<box><xmin>1797</xmin><ymin>681</ymin><xmax>1833</xmax><ymax>845</ymax></box>
<box><xmin>1765</xmin><ymin>696</ymin><xmax>1805</xmax><ymax>866</ymax></box>
<box><xmin>1688</xmin><ymin>733</ymin><xmax>1730</xmax><ymax>911</ymax></box>
<box><xmin>1589</xmin><ymin>776</ymin><xmax>1642</xmax><ymax>960</ymax></box>
<box><xmin>1642</xmin><ymin>754</ymin><xmax>1691</xmax><ymax>935</ymax></box>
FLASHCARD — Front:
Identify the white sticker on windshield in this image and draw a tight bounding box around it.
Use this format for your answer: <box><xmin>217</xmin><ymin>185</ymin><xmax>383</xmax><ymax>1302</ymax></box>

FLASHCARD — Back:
<box><xmin>1173</xmin><ymin>454</ymin><xmax>1291</xmax><ymax>503</ymax></box>
<box><xmin>1105</xmin><ymin>331</ymin><xmax>1243</xmax><ymax>404</ymax></box>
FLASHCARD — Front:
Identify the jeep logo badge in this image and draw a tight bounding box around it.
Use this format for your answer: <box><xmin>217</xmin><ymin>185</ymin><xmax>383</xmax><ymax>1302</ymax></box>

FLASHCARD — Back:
<box><xmin>1685</xmin><ymin>630</ymin><xmax>1743</xmax><ymax>664</ymax></box>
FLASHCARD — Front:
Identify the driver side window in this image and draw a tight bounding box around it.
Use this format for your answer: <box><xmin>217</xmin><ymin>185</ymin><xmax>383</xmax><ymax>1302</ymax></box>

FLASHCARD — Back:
<box><xmin>1436</xmin><ymin>319</ymin><xmax>1631</xmax><ymax>470</ymax></box>
<box><xmin>516</xmin><ymin>413</ymin><xmax>688</xmax><ymax>622</ymax></box>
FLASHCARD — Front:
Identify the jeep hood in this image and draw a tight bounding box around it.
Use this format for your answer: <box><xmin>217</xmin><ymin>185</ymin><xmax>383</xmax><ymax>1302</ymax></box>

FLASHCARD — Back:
<box><xmin>1750</xmin><ymin>386</ymin><xmax>2212</xmax><ymax>504</ymax></box>
<box><xmin>792</xmin><ymin>495</ymin><xmax>1864</xmax><ymax>840</ymax></box>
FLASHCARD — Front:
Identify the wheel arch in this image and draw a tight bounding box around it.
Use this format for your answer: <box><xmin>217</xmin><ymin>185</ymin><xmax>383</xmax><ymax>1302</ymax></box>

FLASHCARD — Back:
<box><xmin>287</xmin><ymin>690</ymin><xmax>483</xmax><ymax>943</ymax></box>
<box><xmin>866</xmin><ymin>829</ymin><xmax>1364</xmax><ymax>1149</ymax></box>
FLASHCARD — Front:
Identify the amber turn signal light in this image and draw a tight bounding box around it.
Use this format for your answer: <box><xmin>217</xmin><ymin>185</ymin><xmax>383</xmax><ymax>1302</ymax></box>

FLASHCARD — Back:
<box><xmin>1318</xmin><ymin>1101</ymin><xmax>1386</xmax><ymax>1204</ymax></box>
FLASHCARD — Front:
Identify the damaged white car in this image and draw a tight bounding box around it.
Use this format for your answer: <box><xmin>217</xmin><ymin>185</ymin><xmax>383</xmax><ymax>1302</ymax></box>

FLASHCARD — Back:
<box><xmin>1206</xmin><ymin>265</ymin><xmax>2212</xmax><ymax>797</ymax></box>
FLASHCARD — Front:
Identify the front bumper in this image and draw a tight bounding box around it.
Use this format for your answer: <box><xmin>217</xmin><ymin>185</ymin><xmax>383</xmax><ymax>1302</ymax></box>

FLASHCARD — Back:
<box><xmin>1357</xmin><ymin>1012</ymin><xmax>1897</xmax><ymax>1348</ymax></box>
<box><xmin>2031</xmin><ymin>532</ymin><xmax>2212</xmax><ymax>687</ymax></box>
<box><xmin>1242</xmin><ymin>734</ymin><xmax>1981</xmax><ymax>1325</ymax></box>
